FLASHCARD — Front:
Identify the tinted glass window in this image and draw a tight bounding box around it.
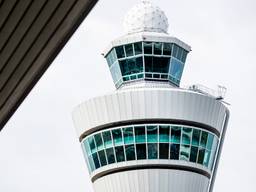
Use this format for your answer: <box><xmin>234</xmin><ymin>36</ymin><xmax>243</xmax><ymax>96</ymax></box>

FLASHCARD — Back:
<box><xmin>159</xmin><ymin>125</ymin><xmax>170</xmax><ymax>142</ymax></box>
<box><xmin>177</xmin><ymin>46</ymin><xmax>183</xmax><ymax>61</ymax></box>
<box><xmin>154</xmin><ymin>42</ymin><xmax>162</xmax><ymax>55</ymax></box>
<box><xmin>115</xmin><ymin>46</ymin><xmax>125</xmax><ymax>58</ymax></box>
<box><xmin>125</xmin><ymin>44</ymin><xmax>134</xmax><ymax>57</ymax></box>
<box><xmin>98</xmin><ymin>150</ymin><xmax>107</xmax><ymax>166</ymax></box>
<box><xmin>112</xmin><ymin>129</ymin><xmax>123</xmax><ymax>146</ymax></box>
<box><xmin>123</xmin><ymin>127</ymin><xmax>134</xmax><ymax>144</ymax></box>
<box><xmin>92</xmin><ymin>153</ymin><xmax>100</xmax><ymax>169</ymax></box>
<box><xmin>203</xmin><ymin>150</ymin><xmax>210</xmax><ymax>167</ymax></box>
<box><xmin>190</xmin><ymin>146</ymin><xmax>198</xmax><ymax>163</ymax></box>
<box><xmin>147</xmin><ymin>125</ymin><xmax>158</xmax><ymax>142</ymax></box>
<box><xmin>135</xmin><ymin>126</ymin><xmax>146</xmax><ymax>143</ymax></box>
<box><xmin>200</xmin><ymin>131</ymin><xmax>208</xmax><ymax>148</ymax></box>
<box><xmin>102</xmin><ymin>131</ymin><xmax>112</xmax><ymax>148</ymax></box>
<box><xmin>145</xmin><ymin>56</ymin><xmax>170</xmax><ymax>73</ymax></box>
<box><xmin>182</xmin><ymin>127</ymin><xmax>192</xmax><ymax>145</ymax></box>
<box><xmin>120</xmin><ymin>57</ymin><xmax>143</xmax><ymax>76</ymax></box>
<box><xmin>180</xmin><ymin>144</ymin><xmax>190</xmax><ymax>161</ymax></box>
<box><xmin>171</xmin><ymin>126</ymin><xmax>181</xmax><ymax>143</ymax></box>
<box><xmin>144</xmin><ymin>42</ymin><xmax>152</xmax><ymax>54</ymax></box>
<box><xmin>94</xmin><ymin>133</ymin><xmax>104</xmax><ymax>150</ymax></box>
<box><xmin>88</xmin><ymin>136</ymin><xmax>96</xmax><ymax>154</ymax></box>
<box><xmin>115</xmin><ymin>146</ymin><xmax>125</xmax><ymax>162</ymax></box>
<box><xmin>148</xmin><ymin>143</ymin><xmax>158</xmax><ymax>159</ymax></box>
<box><xmin>88</xmin><ymin>155</ymin><xmax>95</xmax><ymax>171</ymax></box>
<box><xmin>197</xmin><ymin>148</ymin><xmax>205</xmax><ymax>164</ymax></box>
<box><xmin>83</xmin><ymin>140</ymin><xmax>91</xmax><ymax>154</ymax></box>
<box><xmin>125</xmin><ymin>145</ymin><xmax>136</xmax><ymax>161</ymax></box>
<box><xmin>106</xmin><ymin>148</ymin><xmax>115</xmax><ymax>164</ymax></box>
<box><xmin>136</xmin><ymin>144</ymin><xmax>146</xmax><ymax>159</ymax></box>
<box><xmin>206</xmin><ymin>134</ymin><xmax>214</xmax><ymax>150</ymax></box>
<box><xmin>163</xmin><ymin>43</ymin><xmax>172</xmax><ymax>55</ymax></box>
<box><xmin>169</xmin><ymin>58</ymin><xmax>184</xmax><ymax>81</ymax></box>
<box><xmin>170</xmin><ymin>144</ymin><xmax>180</xmax><ymax>160</ymax></box>
<box><xmin>159</xmin><ymin>143</ymin><xmax>169</xmax><ymax>159</ymax></box>
<box><xmin>134</xmin><ymin>42</ymin><xmax>142</xmax><ymax>55</ymax></box>
<box><xmin>181</xmin><ymin>50</ymin><xmax>188</xmax><ymax>63</ymax></box>
<box><xmin>172</xmin><ymin>44</ymin><xmax>178</xmax><ymax>58</ymax></box>
<box><xmin>192</xmin><ymin>129</ymin><xmax>201</xmax><ymax>146</ymax></box>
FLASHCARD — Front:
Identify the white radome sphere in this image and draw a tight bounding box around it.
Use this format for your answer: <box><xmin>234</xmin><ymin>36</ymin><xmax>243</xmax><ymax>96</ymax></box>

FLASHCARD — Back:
<box><xmin>123</xmin><ymin>0</ymin><xmax>169</xmax><ymax>34</ymax></box>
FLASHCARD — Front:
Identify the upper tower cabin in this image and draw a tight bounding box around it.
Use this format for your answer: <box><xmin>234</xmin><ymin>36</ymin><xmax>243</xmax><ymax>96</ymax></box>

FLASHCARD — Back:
<box><xmin>103</xmin><ymin>0</ymin><xmax>191</xmax><ymax>88</ymax></box>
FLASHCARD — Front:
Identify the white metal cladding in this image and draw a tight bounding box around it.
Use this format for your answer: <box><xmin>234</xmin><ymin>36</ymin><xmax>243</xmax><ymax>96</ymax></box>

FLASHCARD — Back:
<box><xmin>93</xmin><ymin>169</ymin><xmax>209</xmax><ymax>192</ymax></box>
<box><xmin>72</xmin><ymin>88</ymin><xmax>228</xmax><ymax>138</ymax></box>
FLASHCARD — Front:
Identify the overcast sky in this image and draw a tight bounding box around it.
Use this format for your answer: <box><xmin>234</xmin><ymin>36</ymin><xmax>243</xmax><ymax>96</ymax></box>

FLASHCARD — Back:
<box><xmin>0</xmin><ymin>0</ymin><xmax>256</xmax><ymax>191</ymax></box>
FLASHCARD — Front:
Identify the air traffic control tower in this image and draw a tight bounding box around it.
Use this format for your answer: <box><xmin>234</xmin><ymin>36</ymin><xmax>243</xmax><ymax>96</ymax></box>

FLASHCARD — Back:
<box><xmin>72</xmin><ymin>1</ymin><xmax>230</xmax><ymax>192</ymax></box>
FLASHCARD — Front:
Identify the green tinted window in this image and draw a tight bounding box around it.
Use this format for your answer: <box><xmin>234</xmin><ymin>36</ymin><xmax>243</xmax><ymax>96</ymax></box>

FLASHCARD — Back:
<box><xmin>106</xmin><ymin>148</ymin><xmax>115</xmax><ymax>164</ymax></box>
<box><xmin>159</xmin><ymin>125</ymin><xmax>170</xmax><ymax>142</ymax></box>
<box><xmin>116</xmin><ymin>46</ymin><xmax>125</xmax><ymax>58</ymax></box>
<box><xmin>144</xmin><ymin>42</ymin><xmax>152</xmax><ymax>54</ymax></box>
<box><xmin>94</xmin><ymin>133</ymin><xmax>104</xmax><ymax>150</ymax></box>
<box><xmin>206</xmin><ymin>134</ymin><xmax>214</xmax><ymax>150</ymax></box>
<box><xmin>197</xmin><ymin>148</ymin><xmax>205</xmax><ymax>164</ymax></box>
<box><xmin>200</xmin><ymin>131</ymin><xmax>208</xmax><ymax>148</ymax></box>
<box><xmin>147</xmin><ymin>125</ymin><xmax>158</xmax><ymax>142</ymax></box>
<box><xmin>125</xmin><ymin>145</ymin><xmax>136</xmax><ymax>161</ymax></box>
<box><xmin>154</xmin><ymin>42</ymin><xmax>162</xmax><ymax>55</ymax></box>
<box><xmin>125</xmin><ymin>44</ymin><xmax>134</xmax><ymax>57</ymax></box>
<box><xmin>136</xmin><ymin>144</ymin><xmax>146</xmax><ymax>159</ymax></box>
<box><xmin>163</xmin><ymin>43</ymin><xmax>172</xmax><ymax>55</ymax></box>
<box><xmin>88</xmin><ymin>136</ymin><xmax>96</xmax><ymax>154</ymax></box>
<box><xmin>192</xmin><ymin>129</ymin><xmax>201</xmax><ymax>146</ymax></box>
<box><xmin>98</xmin><ymin>150</ymin><xmax>107</xmax><ymax>166</ymax></box>
<box><xmin>120</xmin><ymin>57</ymin><xmax>143</xmax><ymax>76</ymax></box>
<box><xmin>190</xmin><ymin>146</ymin><xmax>198</xmax><ymax>163</ymax></box>
<box><xmin>159</xmin><ymin>143</ymin><xmax>169</xmax><ymax>159</ymax></box>
<box><xmin>148</xmin><ymin>143</ymin><xmax>158</xmax><ymax>159</ymax></box>
<box><xmin>203</xmin><ymin>150</ymin><xmax>211</xmax><ymax>167</ymax></box>
<box><xmin>171</xmin><ymin>126</ymin><xmax>181</xmax><ymax>143</ymax></box>
<box><xmin>182</xmin><ymin>127</ymin><xmax>192</xmax><ymax>145</ymax></box>
<box><xmin>115</xmin><ymin>146</ymin><xmax>125</xmax><ymax>162</ymax></box>
<box><xmin>135</xmin><ymin>126</ymin><xmax>146</xmax><ymax>143</ymax></box>
<box><xmin>92</xmin><ymin>153</ymin><xmax>100</xmax><ymax>169</ymax></box>
<box><xmin>123</xmin><ymin>127</ymin><xmax>134</xmax><ymax>144</ymax></box>
<box><xmin>170</xmin><ymin>144</ymin><xmax>180</xmax><ymax>160</ymax></box>
<box><xmin>180</xmin><ymin>144</ymin><xmax>190</xmax><ymax>161</ymax></box>
<box><xmin>112</xmin><ymin>129</ymin><xmax>123</xmax><ymax>146</ymax></box>
<box><xmin>145</xmin><ymin>56</ymin><xmax>170</xmax><ymax>73</ymax></box>
<box><xmin>102</xmin><ymin>131</ymin><xmax>112</xmax><ymax>148</ymax></box>
<box><xmin>134</xmin><ymin>42</ymin><xmax>142</xmax><ymax>55</ymax></box>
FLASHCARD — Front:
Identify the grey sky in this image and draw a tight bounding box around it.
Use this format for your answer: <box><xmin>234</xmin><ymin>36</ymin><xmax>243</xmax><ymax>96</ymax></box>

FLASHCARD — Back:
<box><xmin>0</xmin><ymin>0</ymin><xmax>256</xmax><ymax>191</ymax></box>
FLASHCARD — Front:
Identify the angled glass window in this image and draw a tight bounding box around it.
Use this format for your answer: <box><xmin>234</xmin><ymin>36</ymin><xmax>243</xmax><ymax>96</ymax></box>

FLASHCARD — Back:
<box><xmin>203</xmin><ymin>150</ymin><xmax>211</xmax><ymax>167</ymax></box>
<box><xmin>102</xmin><ymin>131</ymin><xmax>112</xmax><ymax>148</ymax></box>
<box><xmin>190</xmin><ymin>146</ymin><xmax>198</xmax><ymax>163</ymax></box>
<box><xmin>88</xmin><ymin>155</ymin><xmax>95</xmax><ymax>171</ymax></box>
<box><xmin>181</xmin><ymin>50</ymin><xmax>188</xmax><ymax>63</ymax></box>
<box><xmin>197</xmin><ymin>148</ymin><xmax>205</xmax><ymax>164</ymax></box>
<box><xmin>172</xmin><ymin>44</ymin><xmax>178</xmax><ymax>58</ymax></box>
<box><xmin>83</xmin><ymin>140</ymin><xmax>91</xmax><ymax>154</ymax></box>
<box><xmin>182</xmin><ymin>127</ymin><xmax>192</xmax><ymax>145</ymax></box>
<box><xmin>159</xmin><ymin>125</ymin><xmax>170</xmax><ymax>142</ymax></box>
<box><xmin>110</xmin><ymin>62</ymin><xmax>122</xmax><ymax>84</ymax></box>
<box><xmin>125</xmin><ymin>44</ymin><xmax>134</xmax><ymax>57</ymax></box>
<box><xmin>94</xmin><ymin>133</ymin><xmax>104</xmax><ymax>151</ymax></box>
<box><xmin>200</xmin><ymin>131</ymin><xmax>208</xmax><ymax>148</ymax></box>
<box><xmin>169</xmin><ymin>58</ymin><xmax>184</xmax><ymax>83</ymax></box>
<box><xmin>106</xmin><ymin>147</ymin><xmax>115</xmax><ymax>164</ymax></box>
<box><xmin>134</xmin><ymin>42</ymin><xmax>142</xmax><ymax>55</ymax></box>
<box><xmin>120</xmin><ymin>57</ymin><xmax>143</xmax><ymax>76</ymax></box>
<box><xmin>145</xmin><ymin>56</ymin><xmax>170</xmax><ymax>73</ymax></box>
<box><xmin>125</xmin><ymin>144</ymin><xmax>136</xmax><ymax>161</ymax></box>
<box><xmin>163</xmin><ymin>43</ymin><xmax>172</xmax><ymax>55</ymax></box>
<box><xmin>147</xmin><ymin>125</ymin><xmax>158</xmax><ymax>142</ymax></box>
<box><xmin>192</xmin><ymin>129</ymin><xmax>201</xmax><ymax>146</ymax></box>
<box><xmin>88</xmin><ymin>136</ymin><xmax>96</xmax><ymax>154</ymax></box>
<box><xmin>116</xmin><ymin>46</ymin><xmax>125</xmax><ymax>58</ymax></box>
<box><xmin>92</xmin><ymin>153</ymin><xmax>100</xmax><ymax>169</ymax></box>
<box><xmin>115</xmin><ymin>146</ymin><xmax>125</xmax><ymax>162</ymax></box>
<box><xmin>136</xmin><ymin>144</ymin><xmax>146</xmax><ymax>160</ymax></box>
<box><xmin>180</xmin><ymin>144</ymin><xmax>190</xmax><ymax>161</ymax></box>
<box><xmin>171</xmin><ymin>126</ymin><xmax>181</xmax><ymax>143</ymax></box>
<box><xmin>159</xmin><ymin>143</ymin><xmax>169</xmax><ymax>159</ymax></box>
<box><xmin>206</xmin><ymin>134</ymin><xmax>214</xmax><ymax>150</ymax></box>
<box><xmin>112</xmin><ymin>129</ymin><xmax>123</xmax><ymax>146</ymax></box>
<box><xmin>123</xmin><ymin>127</ymin><xmax>134</xmax><ymax>144</ymax></box>
<box><xmin>98</xmin><ymin>150</ymin><xmax>107</xmax><ymax>166</ymax></box>
<box><xmin>144</xmin><ymin>42</ymin><xmax>153</xmax><ymax>54</ymax></box>
<box><xmin>170</xmin><ymin>143</ymin><xmax>180</xmax><ymax>160</ymax></box>
<box><xmin>135</xmin><ymin>126</ymin><xmax>146</xmax><ymax>143</ymax></box>
<box><xmin>154</xmin><ymin>42</ymin><xmax>162</xmax><ymax>55</ymax></box>
<box><xmin>148</xmin><ymin>143</ymin><xmax>158</xmax><ymax>159</ymax></box>
<box><xmin>177</xmin><ymin>46</ymin><xmax>183</xmax><ymax>61</ymax></box>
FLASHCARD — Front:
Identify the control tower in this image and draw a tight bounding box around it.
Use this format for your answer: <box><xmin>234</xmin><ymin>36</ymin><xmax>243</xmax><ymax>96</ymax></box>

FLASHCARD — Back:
<box><xmin>72</xmin><ymin>1</ymin><xmax>229</xmax><ymax>192</ymax></box>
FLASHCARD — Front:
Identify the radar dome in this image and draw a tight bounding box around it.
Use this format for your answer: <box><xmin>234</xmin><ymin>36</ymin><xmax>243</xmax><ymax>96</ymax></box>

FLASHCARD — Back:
<box><xmin>123</xmin><ymin>0</ymin><xmax>169</xmax><ymax>34</ymax></box>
